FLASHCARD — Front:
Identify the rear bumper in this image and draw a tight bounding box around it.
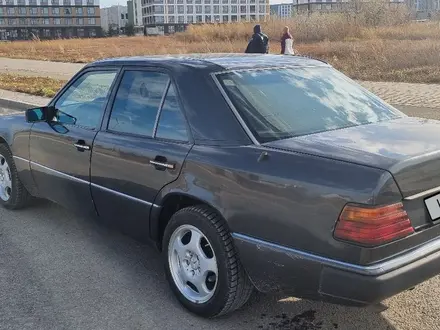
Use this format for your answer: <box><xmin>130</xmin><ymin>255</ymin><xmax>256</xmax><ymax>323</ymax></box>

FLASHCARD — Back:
<box><xmin>233</xmin><ymin>233</ymin><xmax>440</xmax><ymax>306</ymax></box>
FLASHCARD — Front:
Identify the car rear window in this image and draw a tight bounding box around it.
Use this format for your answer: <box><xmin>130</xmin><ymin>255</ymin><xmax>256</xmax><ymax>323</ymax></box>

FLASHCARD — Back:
<box><xmin>216</xmin><ymin>67</ymin><xmax>404</xmax><ymax>143</ymax></box>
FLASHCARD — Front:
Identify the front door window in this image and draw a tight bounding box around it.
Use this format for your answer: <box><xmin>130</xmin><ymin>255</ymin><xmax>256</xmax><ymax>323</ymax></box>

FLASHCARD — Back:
<box><xmin>54</xmin><ymin>70</ymin><xmax>117</xmax><ymax>129</ymax></box>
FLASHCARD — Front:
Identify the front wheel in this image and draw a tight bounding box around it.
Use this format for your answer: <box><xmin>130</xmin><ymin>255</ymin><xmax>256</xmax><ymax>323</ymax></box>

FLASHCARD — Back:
<box><xmin>0</xmin><ymin>144</ymin><xmax>30</xmax><ymax>210</ymax></box>
<box><xmin>163</xmin><ymin>205</ymin><xmax>254</xmax><ymax>318</ymax></box>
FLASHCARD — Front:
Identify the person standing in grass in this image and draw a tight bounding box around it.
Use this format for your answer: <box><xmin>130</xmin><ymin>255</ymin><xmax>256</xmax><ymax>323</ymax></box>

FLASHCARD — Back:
<box><xmin>280</xmin><ymin>26</ymin><xmax>294</xmax><ymax>55</ymax></box>
<box><xmin>245</xmin><ymin>24</ymin><xmax>269</xmax><ymax>54</ymax></box>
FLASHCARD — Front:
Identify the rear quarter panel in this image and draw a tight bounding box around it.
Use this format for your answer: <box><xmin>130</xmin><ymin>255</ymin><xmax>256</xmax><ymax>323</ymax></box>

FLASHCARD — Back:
<box><xmin>154</xmin><ymin>145</ymin><xmax>402</xmax><ymax>265</ymax></box>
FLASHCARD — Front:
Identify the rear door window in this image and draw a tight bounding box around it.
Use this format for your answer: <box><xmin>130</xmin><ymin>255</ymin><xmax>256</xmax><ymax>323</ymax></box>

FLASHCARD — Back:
<box><xmin>107</xmin><ymin>69</ymin><xmax>189</xmax><ymax>142</ymax></box>
<box><xmin>108</xmin><ymin>70</ymin><xmax>169</xmax><ymax>137</ymax></box>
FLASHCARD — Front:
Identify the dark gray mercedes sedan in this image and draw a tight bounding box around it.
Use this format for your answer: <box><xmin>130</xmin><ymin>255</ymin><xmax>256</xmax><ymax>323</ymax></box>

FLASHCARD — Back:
<box><xmin>1</xmin><ymin>53</ymin><xmax>440</xmax><ymax>318</ymax></box>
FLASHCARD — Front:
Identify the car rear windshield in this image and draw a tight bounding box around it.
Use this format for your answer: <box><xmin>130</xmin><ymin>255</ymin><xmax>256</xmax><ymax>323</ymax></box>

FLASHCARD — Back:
<box><xmin>216</xmin><ymin>66</ymin><xmax>404</xmax><ymax>143</ymax></box>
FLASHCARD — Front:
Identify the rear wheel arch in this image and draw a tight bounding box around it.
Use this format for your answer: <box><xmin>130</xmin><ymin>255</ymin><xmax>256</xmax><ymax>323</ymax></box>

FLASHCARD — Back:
<box><xmin>152</xmin><ymin>192</ymin><xmax>228</xmax><ymax>250</ymax></box>
<box><xmin>0</xmin><ymin>129</ymin><xmax>14</xmax><ymax>147</ymax></box>
<box><xmin>0</xmin><ymin>137</ymin><xmax>8</xmax><ymax>147</ymax></box>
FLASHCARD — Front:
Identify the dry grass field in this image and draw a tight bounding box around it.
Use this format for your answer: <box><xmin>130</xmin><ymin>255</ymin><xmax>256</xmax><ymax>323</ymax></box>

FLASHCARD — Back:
<box><xmin>0</xmin><ymin>2</ymin><xmax>439</xmax><ymax>84</ymax></box>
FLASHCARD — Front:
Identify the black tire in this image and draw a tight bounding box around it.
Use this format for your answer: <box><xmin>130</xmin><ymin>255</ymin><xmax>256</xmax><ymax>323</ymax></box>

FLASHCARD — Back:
<box><xmin>162</xmin><ymin>205</ymin><xmax>254</xmax><ymax>318</ymax></box>
<box><xmin>0</xmin><ymin>143</ymin><xmax>30</xmax><ymax>210</ymax></box>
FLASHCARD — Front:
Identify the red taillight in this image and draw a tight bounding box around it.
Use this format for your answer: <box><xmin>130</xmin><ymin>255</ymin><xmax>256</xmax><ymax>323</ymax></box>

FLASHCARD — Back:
<box><xmin>334</xmin><ymin>202</ymin><xmax>414</xmax><ymax>247</ymax></box>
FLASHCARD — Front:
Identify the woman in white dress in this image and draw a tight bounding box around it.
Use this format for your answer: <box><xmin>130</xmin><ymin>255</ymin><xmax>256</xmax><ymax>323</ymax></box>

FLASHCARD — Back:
<box><xmin>280</xmin><ymin>26</ymin><xmax>294</xmax><ymax>55</ymax></box>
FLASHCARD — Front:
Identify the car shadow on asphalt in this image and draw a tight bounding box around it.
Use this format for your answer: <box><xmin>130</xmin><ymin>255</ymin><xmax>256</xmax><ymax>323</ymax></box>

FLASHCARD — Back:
<box><xmin>6</xmin><ymin>201</ymin><xmax>397</xmax><ymax>330</ymax></box>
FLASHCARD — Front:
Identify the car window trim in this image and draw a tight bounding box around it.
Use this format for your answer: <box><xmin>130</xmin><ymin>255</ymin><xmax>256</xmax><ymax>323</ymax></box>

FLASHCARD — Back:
<box><xmin>152</xmin><ymin>78</ymin><xmax>171</xmax><ymax>138</ymax></box>
<box><xmin>48</xmin><ymin>66</ymin><xmax>122</xmax><ymax>131</ymax></box>
<box><xmin>104</xmin><ymin>69</ymin><xmax>170</xmax><ymax>138</ymax></box>
<box><xmin>211</xmin><ymin>71</ymin><xmax>260</xmax><ymax>146</ymax></box>
<box><xmin>152</xmin><ymin>80</ymin><xmax>191</xmax><ymax>143</ymax></box>
<box><xmin>103</xmin><ymin>66</ymin><xmax>193</xmax><ymax>144</ymax></box>
<box><xmin>154</xmin><ymin>77</ymin><xmax>193</xmax><ymax>144</ymax></box>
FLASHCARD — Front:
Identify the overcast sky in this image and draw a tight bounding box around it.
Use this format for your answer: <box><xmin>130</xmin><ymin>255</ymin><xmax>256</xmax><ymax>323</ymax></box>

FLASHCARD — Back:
<box><xmin>100</xmin><ymin>0</ymin><xmax>291</xmax><ymax>8</ymax></box>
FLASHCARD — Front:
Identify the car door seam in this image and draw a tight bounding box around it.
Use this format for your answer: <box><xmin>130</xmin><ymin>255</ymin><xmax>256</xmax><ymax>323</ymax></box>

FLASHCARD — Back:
<box><xmin>26</xmin><ymin>158</ymin><xmax>161</xmax><ymax>208</ymax></box>
<box><xmin>90</xmin><ymin>182</ymin><xmax>160</xmax><ymax>208</ymax></box>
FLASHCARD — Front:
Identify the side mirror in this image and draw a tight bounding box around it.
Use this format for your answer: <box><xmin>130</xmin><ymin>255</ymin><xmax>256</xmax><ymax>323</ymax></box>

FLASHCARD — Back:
<box><xmin>25</xmin><ymin>106</ymin><xmax>55</xmax><ymax>123</ymax></box>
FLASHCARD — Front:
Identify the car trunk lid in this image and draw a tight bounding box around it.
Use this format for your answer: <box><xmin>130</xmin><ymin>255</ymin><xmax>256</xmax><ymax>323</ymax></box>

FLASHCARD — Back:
<box><xmin>264</xmin><ymin>116</ymin><xmax>440</xmax><ymax>225</ymax></box>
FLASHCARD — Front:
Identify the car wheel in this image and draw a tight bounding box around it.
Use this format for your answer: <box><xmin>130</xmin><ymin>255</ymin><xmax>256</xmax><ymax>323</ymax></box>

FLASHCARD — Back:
<box><xmin>0</xmin><ymin>143</ymin><xmax>30</xmax><ymax>210</ymax></box>
<box><xmin>163</xmin><ymin>205</ymin><xmax>254</xmax><ymax>318</ymax></box>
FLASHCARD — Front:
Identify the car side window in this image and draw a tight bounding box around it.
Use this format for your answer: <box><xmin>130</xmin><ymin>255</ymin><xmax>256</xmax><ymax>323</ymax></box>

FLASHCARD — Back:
<box><xmin>54</xmin><ymin>70</ymin><xmax>117</xmax><ymax>129</ymax></box>
<box><xmin>108</xmin><ymin>70</ymin><xmax>169</xmax><ymax>137</ymax></box>
<box><xmin>155</xmin><ymin>83</ymin><xmax>189</xmax><ymax>142</ymax></box>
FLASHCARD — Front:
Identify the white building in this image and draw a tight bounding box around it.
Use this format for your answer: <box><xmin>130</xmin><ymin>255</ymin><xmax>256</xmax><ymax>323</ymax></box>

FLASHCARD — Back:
<box><xmin>270</xmin><ymin>3</ymin><xmax>293</xmax><ymax>17</ymax></box>
<box><xmin>127</xmin><ymin>0</ymin><xmax>144</xmax><ymax>34</ymax></box>
<box><xmin>292</xmin><ymin>0</ymin><xmax>408</xmax><ymax>13</ymax></box>
<box><xmin>141</xmin><ymin>0</ymin><xmax>269</xmax><ymax>31</ymax></box>
<box><xmin>101</xmin><ymin>4</ymin><xmax>129</xmax><ymax>34</ymax></box>
<box><xmin>133</xmin><ymin>0</ymin><xmax>143</xmax><ymax>26</ymax></box>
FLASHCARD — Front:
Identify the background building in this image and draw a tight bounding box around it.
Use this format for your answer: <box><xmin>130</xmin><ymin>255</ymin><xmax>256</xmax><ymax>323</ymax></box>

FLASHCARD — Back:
<box><xmin>140</xmin><ymin>0</ymin><xmax>270</xmax><ymax>35</ymax></box>
<box><xmin>127</xmin><ymin>0</ymin><xmax>144</xmax><ymax>34</ymax></box>
<box><xmin>291</xmin><ymin>0</ymin><xmax>439</xmax><ymax>17</ymax></box>
<box><xmin>270</xmin><ymin>3</ymin><xmax>293</xmax><ymax>17</ymax></box>
<box><xmin>293</xmin><ymin>0</ymin><xmax>346</xmax><ymax>13</ymax></box>
<box><xmin>101</xmin><ymin>4</ymin><xmax>128</xmax><ymax>34</ymax></box>
<box><xmin>133</xmin><ymin>0</ymin><xmax>142</xmax><ymax>28</ymax></box>
<box><xmin>410</xmin><ymin>0</ymin><xmax>440</xmax><ymax>18</ymax></box>
<box><xmin>0</xmin><ymin>0</ymin><xmax>101</xmax><ymax>40</ymax></box>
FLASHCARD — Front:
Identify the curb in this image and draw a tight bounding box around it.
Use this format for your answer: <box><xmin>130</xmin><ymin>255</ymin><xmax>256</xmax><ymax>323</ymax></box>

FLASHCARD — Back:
<box><xmin>0</xmin><ymin>97</ymin><xmax>38</xmax><ymax>111</ymax></box>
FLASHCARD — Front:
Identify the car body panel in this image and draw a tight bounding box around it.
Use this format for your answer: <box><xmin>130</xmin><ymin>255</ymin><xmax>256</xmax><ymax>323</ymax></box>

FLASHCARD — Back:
<box><xmin>265</xmin><ymin>116</ymin><xmax>440</xmax><ymax>229</ymax></box>
<box><xmin>91</xmin><ymin>131</ymin><xmax>193</xmax><ymax>240</ymax></box>
<box><xmin>89</xmin><ymin>53</ymin><xmax>329</xmax><ymax>72</ymax></box>
<box><xmin>153</xmin><ymin>144</ymin><xmax>406</xmax><ymax>265</ymax></box>
<box><xmin>265</xmin><ymin>116</ymin><xmax>440</xmax><ymax>179</ymax></box>
<box><xmin>29</xmin><ymin>122</ymin><xmax>98</xmax><ymax>216</ymax></box>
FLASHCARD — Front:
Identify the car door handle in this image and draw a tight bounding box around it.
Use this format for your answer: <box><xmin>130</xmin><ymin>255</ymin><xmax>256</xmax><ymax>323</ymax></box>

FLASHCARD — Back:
<box><xmin>149</xmin><ymin>160</ymin><xmax>175</xmax><ymax>170</ymax></box>
<box><xmin>74</xmin><ymin>140</ymin><xmax>91</xmax><ymax>152</ymax></box>
<box><xmin>74</xmin><ymin>144</ymin><xmax>90</xmax><ymax>150</ymax></box>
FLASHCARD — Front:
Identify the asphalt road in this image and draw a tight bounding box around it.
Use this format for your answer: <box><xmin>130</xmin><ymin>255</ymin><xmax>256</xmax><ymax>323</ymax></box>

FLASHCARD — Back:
<box><xmin>1</xmin><ymin>105</ymin><xmax>440</xmax><ymax>330</ymax></box>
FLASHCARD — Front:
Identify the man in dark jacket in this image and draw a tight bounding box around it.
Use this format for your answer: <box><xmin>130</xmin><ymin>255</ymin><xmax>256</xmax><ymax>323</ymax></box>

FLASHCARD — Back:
<box><xmin>245</xmin><ymin>24</ymin><xmax>269</xmax><ymax>54</ymax></box>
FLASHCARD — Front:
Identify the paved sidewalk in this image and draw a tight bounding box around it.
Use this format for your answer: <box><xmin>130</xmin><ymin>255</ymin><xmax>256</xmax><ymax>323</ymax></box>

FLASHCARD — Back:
<box><xmin>0</xmin><ymin>89</ymin><xmax>49</xmax><ymax>107</ymax></box>
<box><xmin>1</xmin><ymin>57</ymin><xmax>440</xmax><ymax>109</ymax></box>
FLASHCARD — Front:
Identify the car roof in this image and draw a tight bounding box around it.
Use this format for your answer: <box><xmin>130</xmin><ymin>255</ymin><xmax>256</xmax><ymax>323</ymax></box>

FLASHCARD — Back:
<box><xmin>88</xmin><ymin>53</ymin><xmax>330</xmax><ymax>72</ymax></box>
